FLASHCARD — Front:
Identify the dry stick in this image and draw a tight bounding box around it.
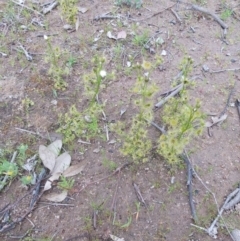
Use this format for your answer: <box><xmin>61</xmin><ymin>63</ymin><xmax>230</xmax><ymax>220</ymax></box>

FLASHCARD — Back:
<box><xmin>38</xmin><ymin>202</ymin><xmax>74</xmax><ymax>207</ymax></box>
<box><xmin>219</xmin><ymin>81</ymin><xmax>236</xmax><ymax>118</ymax></box>
<box><xmin>235</xmin><ymin>99</ymin><xmax>240</xmax><ymax>123</ymax></box>
<box><xmin>133</xmin><ymin>182</ymin><xmax>147</xmax><ymax>207</ymax></box>
<box><xmin>149</xmin><ymin>121</ymin><xmax>166</xmax><ymax>134</ymax></box>
<box><xmin>0</xmin><ymin>151</ymin><xmax>17</xmax><ymax>191</ymax></box>
<box><xmin>111</xmin><ymin>172</ymin><xmax>121</xmax><ymax>225</ymax></box>
<box><xmin>15</xmin><ymin>127</ymin><xmax>44</xmax><ymax>138</ymax></box>
<box><xmin>191</xmin><ymin>161</ymin><xmax>234</xmax><ymax>239</ymax></box>
<box><xmin>159</xmin><ymin>83</ymin><xmax>183</xmax><ymax>97</ymax></box>
<box><xmin>181</xmin><ymin>152</ymin><xmax>198</xmax><ymax>223</ymax></box>
<box><xmin>170</xmin><ymin>8</ymin><xmax>182</xmax><ymax>23</ymax></box>
<box><xmin>155</xmin><ymin>83</ymin><xmax>183</xmax><ymax>108</ymax></box>
<box><xmin>42</xmin><ymin>1</ymin><xmax>58</xmax><ymax>15</ymax></box>
<box><xmin>210</xmin><ymin>68</ymin><xmax>240</xmax><ymax>73</ymax></box>
<box><xmin>133</xmin><ymin>3</ymin><xmax>176</xmax><ymax>22</ymax></box>
<box><xmin>191</xmin><ymin>4</ymin><xmax>228</xmax><ymax>29</ymax></box>
<box><xmin>77</xmin><ymin>162</ymin><xmax>131</xmax><ymax>193</ymax></box>
<box><xmin>18</xmin><ymin>44</ymin><xmax>33</xmax><ymax>61</ymax></box>
<box><xmin>0</xmin><ymin>173</ymin><xmax>49</xmax><ymax>233</ymax></box>
<box><xmin>11</xmin><ymin>0</ymin><xmax>44</xmax><ymax>16</ymax></box>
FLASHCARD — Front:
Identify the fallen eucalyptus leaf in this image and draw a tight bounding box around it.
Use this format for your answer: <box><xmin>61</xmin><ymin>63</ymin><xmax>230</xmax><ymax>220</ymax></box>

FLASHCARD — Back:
<box><xmin>78</xmin><ymin>7</ymin><xmax>88</xmax><ymax>13</ymax></box>
<box><xmin>205</xmin><ymin>114</ymin><xmax>227</xmax><ymax>127</ymax></box>
<box><xmin>44</xmin><ymin>190</ymin><xmax>68</xmax><ymax>202</ymax></box>
<box><xmin>51</xmin><ymin>152</ymin><xmax>71</xmax><ymax>175</ymax></box>
<box><xmin>63</xmin><ymin>24</ymin><xmax>73</xmax><ymax>30</ymax></box>
<box><xmin>47</xmin><ymin>139</ymin><xmax>62</xmax><ymax>157</ymax></box>
<box><xmin>110</xmin><ymin>235</ymin><xmax>125</xmax><ymax>241</ymax></box>
<box><xmin>43</xmin><ymin>172</ymin><xmax>61</xmax><ymax>191</ymax></box>
<box><xmin>39</xmin><ymin>145</ymin><xmax>56</xmax><ymax>172</ymax></box>
<box><xmin>107</xmin><ymin>31</ymin><xmax>116</xmax><ymax>40</ymax></box>
<box><xmin>63</xmin><ymin>162</ymin><xmax>86</xmax><ymax>177</ymax></box>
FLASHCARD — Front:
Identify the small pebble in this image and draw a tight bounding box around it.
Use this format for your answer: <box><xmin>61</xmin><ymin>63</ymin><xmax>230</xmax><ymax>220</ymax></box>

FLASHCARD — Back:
<box><xmin>202</xmin><ymin>64</ymin><xmax>209</xmax><ymax>72</ymax></box>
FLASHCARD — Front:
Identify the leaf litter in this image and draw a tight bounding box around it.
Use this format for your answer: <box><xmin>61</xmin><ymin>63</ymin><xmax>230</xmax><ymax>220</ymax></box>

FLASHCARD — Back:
<box><xmin>39</xmin><ymin>140</ymin><xmax>85</xmax><ymax>201</ymax></box>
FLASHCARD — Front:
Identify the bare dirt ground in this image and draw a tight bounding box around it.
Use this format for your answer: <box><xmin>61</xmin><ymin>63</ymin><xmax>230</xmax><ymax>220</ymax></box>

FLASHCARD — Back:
<box><xmin>1</xmin><ymin>0</ymin><xmax>240</xmax><ymax>240</ymax></box>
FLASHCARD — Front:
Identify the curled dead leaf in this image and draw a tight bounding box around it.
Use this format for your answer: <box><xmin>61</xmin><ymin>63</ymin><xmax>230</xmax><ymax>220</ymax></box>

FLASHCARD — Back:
<box><xmin>39</xmin><ymin>145</ymin><xmax>56</xmax><ymax>172</ymax></box>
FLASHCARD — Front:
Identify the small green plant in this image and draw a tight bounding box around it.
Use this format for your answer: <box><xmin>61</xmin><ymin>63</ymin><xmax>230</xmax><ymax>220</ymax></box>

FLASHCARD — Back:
<box><xmin>102</xmin><ymin>158</ymin><xmax>117</xmax><ymax>171</ymax></box>
<box><xmin>44</xmin><ymin>36</ymin><xmax>69</xmax><ymax>90</ymax></box>
<box><xmin>59</xmin><ymin>0</ymin><xmax>78</xmax><ymax>24</ymax></box>
<box><xmin>221</xmin><ymin>8</ymin><xmax>233</xmax><ymax>20</ymax></box>
<box><xmin>113</xmin><ymin>61</ymin><xmax>158</xmax><ymax>163</ymax></box>
<box><xmin>57</xmin><ymin>176</ymin><xmax>75</xmax><ymax>190</ymax></box>
<box><xmin>17</xmin><ymin>144</ymin><xmax>28</xmax><ymax>165</ymax></box>
<box><xmin>133</xmin><ymin>31</ymin><xmax>149</xmax><ymax>47</ymax></box>
<box><xmin>115</xmin><ymin>0</ymin><xmax>142</xmax><ymax>8</ymax></box>
<box><xmin>22</xmin><ymin>98</ymin><xmax>34</xmax><ymax>112</ymax></box>
<box><xmin>57</xmin><ymin>56</ymin><xmax>108</xmax><ymax>144</ymax></box>
<box><xmin>20</xmin><ymin>175</ymin><xmax>33</xmax><ymax>185</ymax></box>
<box><xmin>157</xmin><ymin>57</ymin><xmax>205</xmax><ymax>165</ymax></box>
<box><xmin>0</xmin><ymin>159</ymin><xmax>18</xmax><ymax>178</ymax></box>
<box><xmin>66</xmin><ymin>55</ymin><xmax>77</xmax><ymax>68</ymax></box>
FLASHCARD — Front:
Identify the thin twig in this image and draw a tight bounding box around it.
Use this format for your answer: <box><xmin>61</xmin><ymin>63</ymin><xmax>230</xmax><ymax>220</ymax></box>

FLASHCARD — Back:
<box><xmin>190</xmin><ymin>157</ymin><xmax>234</xmax><ymax>239</ymax></box>
<box><xmin>76</xmin><ymin>162</ymin><xmax>131</xmax><ymax>193</ymax></box>
<box><xmin>235</xmin><ymin>99</ymin><xmax>240</xmax><ymax>123</ymax></box>
<box><xmin>219</xmin><ymin>81</ymin><xmax>236</xmax><ymax>118</ymax></box>
<box><xmin>15</xmin><ymin>127</ymin><xmax>44</xmax><ymax>139</ymax></box>
<box><xmin>181</xmin><ymin>151</ymin><xmax>198</xmax><ymax>222</ymax></box>
<box><xmin>38</xmin><ymin>202</ymin><xmax>74</xmax><ymax>207</ymax></box>
<box><xmin>170</xmin><ymin>8</ymin><xmax>182</xmax><ymax>23</ymax></box>
<box><xmin>133</xmin><ymin>182</ymin><xmax>147</xmax><ymax>207</ymax></box>
<box><xmin>11</xmin><ymin>0</ymin><xmax>44</xmax><ymax>16</ymax></box>
<box><xmin>155</xmin><ymin>83</ymin><xmax>183</xmax><ymax>108</ymax></box>
<box><xmin>210</xmin><ymin>68</ymin><xmax>240</xmax><ymax>73</ymax></box>
<box><xmin>136</xmin><ymin>3</ymin><xmax>176</xmax><ymax>21</ymax></box>
<box><xmin>111</xmin><ymin>172</ymin><xmax>121</xmax><ymax>225</ymax></box>
<box><xmin>42</xmin><ymin>1</ymin><xmax>58</xmax><ymax>15</ymax></box>
<box><xmin>149</xmin><ymin>121</ymin><xmax>166</xmax><ymax>134</ymax></box>
<box><xmin>191</xmin><ymin>4</ymin><xmax>228</xmax><ymax>29</ymax></box>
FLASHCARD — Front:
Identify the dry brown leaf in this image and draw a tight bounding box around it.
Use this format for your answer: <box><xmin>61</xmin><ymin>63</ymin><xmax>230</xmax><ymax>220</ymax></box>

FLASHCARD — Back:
<box><xmin>39</xmin><ymin>145</ymin><xmax>56</xmax><ymax>172</ymax></box>
<box><xmin>51</xmin><ymin>152</ymin><xmax>71</xmax><ymax>175</ymax></box>
<box><xmin>117</xmin><ymin>30</ymin><xmax>127</xmax><ymax>39</ymax></box>
<box><xmin>44</xmin><ymin>190</ymin><xmax>68</xmax><ymax>202</ymax></box>
<box><xmin>63</xmin><ymin>162</ymin><xmax>86</xmax><ymax>177</ymax></box>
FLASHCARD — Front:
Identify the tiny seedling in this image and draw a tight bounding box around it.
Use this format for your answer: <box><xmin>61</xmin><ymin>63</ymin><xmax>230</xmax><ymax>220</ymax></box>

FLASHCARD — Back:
<box><xmin>115</xmin><ymin>0</ymin><xmax>142</xmax><ymax>8</ymax></box>
<box><xmin>44</xmin><ymin>36</ymin><xmax>69</xmax><ymax>90</ymax></box>
<box><xmin>133</xmin><ymin>31</ymin><xmax>149</xmax><ymax>47</ymax></box>
<box><xmin>57</xmin><ymin>176</ymin><xmax>75</xmax><ymax>190</ymax></box>
<box><xmin>22</xmin><ymin>98</ymin><xmax>34</xmax><ymax>112</ymax></box>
